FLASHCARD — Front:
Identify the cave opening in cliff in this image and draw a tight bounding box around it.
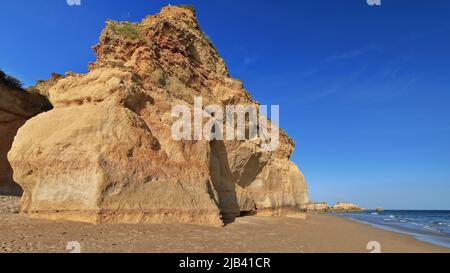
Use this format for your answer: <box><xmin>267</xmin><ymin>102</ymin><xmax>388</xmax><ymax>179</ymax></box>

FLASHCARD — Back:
<box><xmin>239</xmin><ymin>210</ymin><xmax>257</xmax><ymax>217</ymax></box>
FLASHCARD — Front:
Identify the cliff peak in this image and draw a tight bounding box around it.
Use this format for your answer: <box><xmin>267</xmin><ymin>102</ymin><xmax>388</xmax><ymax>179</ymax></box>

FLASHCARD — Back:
<box><xmin>92</xmin><ymin>4</ymin><xmax>228</xmax><ymax>87</ymax></box>
<box><xmin>159</xmin><ymin>5</ymin><xmax>197</xmax><ymax>18</ymax></box>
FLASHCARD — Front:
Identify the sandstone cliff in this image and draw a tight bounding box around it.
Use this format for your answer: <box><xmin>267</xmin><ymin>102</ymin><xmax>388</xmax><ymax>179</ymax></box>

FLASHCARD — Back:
<box><xmin>8</xmin><ymin>6</ymin><xmax>309</xmax><ymax>225</ymax></box>
<box><xmin>0</xmin><ymin>70</ymin><xmax>52</xmax><ymax>195</ymax></box>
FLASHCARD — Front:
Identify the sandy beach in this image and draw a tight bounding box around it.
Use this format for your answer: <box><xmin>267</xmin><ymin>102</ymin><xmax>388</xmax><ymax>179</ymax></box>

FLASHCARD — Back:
<box><xmin>0</xmin><ymin>197</ymin><xmax>448</xmax><ymax>253</ymax></box>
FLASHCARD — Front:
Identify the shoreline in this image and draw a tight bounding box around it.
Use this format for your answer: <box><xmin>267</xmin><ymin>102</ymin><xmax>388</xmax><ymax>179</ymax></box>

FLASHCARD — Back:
<box><xmin>1</xmin><ymin>197</ymin><xmax>448</xmax><ymax>253</ymax></box>
<box><xmin>1</xmin><ymin>200</ymin><xmax>449</xmax><ymax>253</ymax></box>
<box><xmin>333</xmin><ymin>213</ymin><xmax>450</xmax><ymax>250</ymax></box>
<box><xmin>300</xmin><ymin>213</ymin><xmax>449</xmax><ymax>253</ymax></box>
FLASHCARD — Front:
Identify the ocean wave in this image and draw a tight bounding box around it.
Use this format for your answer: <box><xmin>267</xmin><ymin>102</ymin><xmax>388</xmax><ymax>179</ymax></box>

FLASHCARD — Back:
<box><xmin>339</xmin><ymin>211</ymin><xmax>450</xmax><ymax>248</ymax></box>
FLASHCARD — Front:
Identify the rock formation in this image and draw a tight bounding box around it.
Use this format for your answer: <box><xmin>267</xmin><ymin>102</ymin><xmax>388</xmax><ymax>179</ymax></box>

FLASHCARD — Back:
<box><xmin>8</xmin><ymin>6</ymin><xmax>309</xmax><ymax>226</ymax></box>
<box><xmin>27</xmin><ymin>73</ymin><xmax>66</xmax><ymax>98</ymax></box>
<box><xmin>306</xmin><ymin>202</ymin><xmax>330</xmax><ymax>213</ymax></box>
<box><xmin>332</xmin><ymin>202</ymin><xmax>362</xmax><ymax>212</ymax></box>
<box><xmin>0</xmin><ymin>70</ymin><xmax>52</xmax><ymax>196</ymax></box>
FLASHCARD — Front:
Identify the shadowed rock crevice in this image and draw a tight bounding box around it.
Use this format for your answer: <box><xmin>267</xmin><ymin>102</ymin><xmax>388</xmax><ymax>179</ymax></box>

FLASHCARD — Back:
<box><xmin>0</xmin><ymin>70</ymin><xmax>53</xmax><ymax>196</ymax></box>
<box><xmin>209</xmin><ymin>140</ymin><xmax>240</xmax><ymax>224</ymax></box>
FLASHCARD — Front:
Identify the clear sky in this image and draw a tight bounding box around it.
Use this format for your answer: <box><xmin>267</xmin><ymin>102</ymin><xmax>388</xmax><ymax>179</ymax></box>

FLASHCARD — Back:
<box><xmin>1</xmin><ymin>0</ymin><xmax>449</xmax><ymax>210</ymax></box>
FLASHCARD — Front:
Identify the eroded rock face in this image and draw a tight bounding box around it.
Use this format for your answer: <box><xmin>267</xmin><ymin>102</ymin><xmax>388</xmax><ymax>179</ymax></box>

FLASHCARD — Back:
<box><xmin>0</xmin><ymin>77</ymin><xmax>52</xmax><ymax>196</ymax></box>
<box><xmin>8</xmin><ymin>6</ymin><xmax>309</xmax><ymax>225</ymax></box>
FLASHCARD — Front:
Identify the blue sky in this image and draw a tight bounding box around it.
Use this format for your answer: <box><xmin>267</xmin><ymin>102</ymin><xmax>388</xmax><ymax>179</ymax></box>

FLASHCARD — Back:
<box><xmin>1</xmin><ymin>0</ymin><xmax>450</xmax><ymax>209</ymax></box>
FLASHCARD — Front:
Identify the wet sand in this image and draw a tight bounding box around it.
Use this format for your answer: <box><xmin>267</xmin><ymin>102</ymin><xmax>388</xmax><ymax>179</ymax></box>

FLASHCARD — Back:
<box><xmin>0</xmin><ymin>197</ymin><xmax>448</xmax><ymax>253</ymax></box>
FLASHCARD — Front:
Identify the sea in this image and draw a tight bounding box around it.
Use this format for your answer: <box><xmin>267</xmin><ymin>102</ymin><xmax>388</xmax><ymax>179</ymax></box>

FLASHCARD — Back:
<box><xmin>335</xmin><ymin>210</ymin><xmax>450</xmax><ymax>249</ymax></box>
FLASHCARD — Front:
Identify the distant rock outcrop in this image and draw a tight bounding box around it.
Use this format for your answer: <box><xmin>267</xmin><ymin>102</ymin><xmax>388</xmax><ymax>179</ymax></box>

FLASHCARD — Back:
<box><xmin>331</xmin><ymin>202</ymin><xmax>362</xmax><ymax>212</ymax></box>
<box><xmin>8</xmin><ymin>6</ymin><xmax>309</xmax><ymax>226</ymax></box>
<box><xmin>0</xmin><ymin>70</ymin><xmax>52</xmax><ymax>196</ymax></box>
<box><xmin>306</xmin><ymin>202</ymin><xmax>330</xmax><ymax>213</ymax></box>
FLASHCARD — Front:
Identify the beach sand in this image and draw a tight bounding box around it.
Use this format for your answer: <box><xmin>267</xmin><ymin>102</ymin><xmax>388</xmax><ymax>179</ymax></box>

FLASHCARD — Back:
<box><xmin>0</xmin><ymin>196</ymin><xmax>448</xmax><ymax>253</ymax></box>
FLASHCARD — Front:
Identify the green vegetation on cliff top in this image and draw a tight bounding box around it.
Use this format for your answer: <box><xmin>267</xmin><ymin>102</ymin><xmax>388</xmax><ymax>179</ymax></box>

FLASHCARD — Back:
<box><xmin>102</xmin><ymin>21</ymin><xmax>143</xmax><ymax>42</ymax></box>
<box><xmin>176</xmin><ymin>5</ymin><xmax>196</xmax><ymax>14</ymax></box>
